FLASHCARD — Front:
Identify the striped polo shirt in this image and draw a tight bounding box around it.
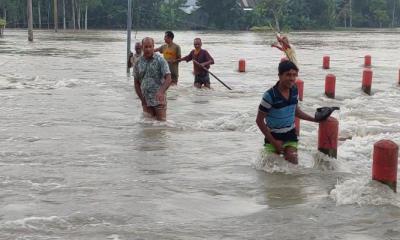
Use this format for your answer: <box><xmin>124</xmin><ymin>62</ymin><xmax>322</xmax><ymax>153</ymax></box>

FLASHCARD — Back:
<box><xmin>258</xmin><ymin>82</ymin><xmax>298</xmax><ymax>133</ymax></box>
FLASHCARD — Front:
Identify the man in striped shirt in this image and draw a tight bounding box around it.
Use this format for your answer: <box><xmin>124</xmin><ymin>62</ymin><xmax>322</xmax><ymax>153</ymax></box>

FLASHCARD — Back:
<box><xmin>256</xmin><ymin>60</ymin><xmax>316</xmax><ymax>164</ymax></box>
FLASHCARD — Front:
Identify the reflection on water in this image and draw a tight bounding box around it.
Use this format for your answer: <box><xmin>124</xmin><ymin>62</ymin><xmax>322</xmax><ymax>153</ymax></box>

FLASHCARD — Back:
<box><xmin>260</xmin><ymin>173</ymin><xmax>307</xmax><ymax>207</ymax></box>
<box><xmin>136</xmin><ymin>126</ymin><xmax>169</xmax><ymax>151</ymax></box>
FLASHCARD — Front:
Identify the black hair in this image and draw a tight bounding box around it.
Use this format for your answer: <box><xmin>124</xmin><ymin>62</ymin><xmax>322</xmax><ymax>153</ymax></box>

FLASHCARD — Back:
<box><xmin>165</xmin><ymin>31</ymin><xmax>174</xmax><ymax>39</ymax></box>
<box><xmin>278</xmin><ymin>60</ymin><xmax>299</xmax><ymax>75</ymax></box>
<box><xmin>141</xmin><ymin>37</ymin><xmax>154</xmax><ymax>45</ymax></box>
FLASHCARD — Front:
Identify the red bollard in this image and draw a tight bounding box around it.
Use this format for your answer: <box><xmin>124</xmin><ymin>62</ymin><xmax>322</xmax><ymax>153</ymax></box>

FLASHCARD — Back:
<box><xmin>238</xmin><ymin>59</ymin><xmax>246</xmax><ymax>72</ymax></box>
<box><xmin>318</xmin><ymin>117</ymin><xmax>339</xmax><ymax>158</ymax></box>
<box><xmin>362</xmin><ymin>68</ymin><xmax>373</xmax><ymax>95</ymax></box>
<box><xmin>325</xmin><ymin>74</ymin><xmax>336</xmax><ymax>99</ymax></box>
<box><xmin>364</xmin><ymin>55</ymin><xmax>372</xmax><ymax>67</ymax></box>
<box><xmin>296</xmin><ymin>78</ymin><xmax>304</xmax><ymax>101</ymax></box>
<box><xmin>372</xmin><ymin>140</ymin><xmax>398</xmax><ymax>192</ymax></box>
<box><xmin>323</xmin><ymin>56</ymin><xmax>330</xmax><ymax>69</ymax></box>
<box><xmin>295</xmin><ymin>117</ymin><xmax>300</xmax><ymax>136</ymax></box>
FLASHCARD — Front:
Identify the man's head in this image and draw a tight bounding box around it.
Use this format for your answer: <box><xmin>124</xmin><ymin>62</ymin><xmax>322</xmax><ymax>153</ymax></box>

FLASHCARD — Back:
<box><xmin>278</xmin><ymin>60</ymin><xmax>298</xmax><ymax>89</ymax></box>
<box><xmin>164</xmin><ymin>31</ymin><xmax>174</xmax><ymax>44</ymax></box>
<box><xmin>194</xmin><ymin>38</ymin><xmax>202</xmax><ymax>50</ymax></box>
<box><xmin>135</xmin><ymin>42</ymin><xmax>142</xmax><ymax>55</ymax></box>
<box><xmin>142</xmin><ymin>37</ymin><xmax>155</xmax><ymax>59</ymax></box>
<box><xmin>281</xmin><ymin>36</ymin><xmax>289</xmax><ymax>45</ymax></box>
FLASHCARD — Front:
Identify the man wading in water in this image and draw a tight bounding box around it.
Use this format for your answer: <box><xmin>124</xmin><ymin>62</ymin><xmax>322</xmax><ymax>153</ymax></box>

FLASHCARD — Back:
<box><xmin>128</xmin><ymin>42</ymin><xmax>142</xmax><ymax>73</ymax></box>
<box><xmin>271</xmin><ymin>35</ymin><xmax>298</xmax><ymax>68</ymax></box>
<box><xmin>156</xmin><ymin>31</ymin><xmax>181</xmax><ymax>85</ymax></box>
<box><xmin>256</xmin><ymin>60</ymin><xmax>317</xmax><ymax>164</ymax></box>
<box><xmin>134</xmin><ymin>37</ymin><xmax>172</xmax><ymax>121</ymax></box>
<box><xmin>178</xmin><ymin>38</ymin><xmax>214</xmax><ymax>89</ymax></box>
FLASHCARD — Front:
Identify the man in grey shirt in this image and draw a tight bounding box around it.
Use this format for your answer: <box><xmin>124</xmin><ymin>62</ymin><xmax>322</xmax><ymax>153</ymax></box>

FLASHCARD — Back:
<box><xmin>134</xmin><ymin>37</ymin><xmax>172</xmax><ymax>121</ymax></box>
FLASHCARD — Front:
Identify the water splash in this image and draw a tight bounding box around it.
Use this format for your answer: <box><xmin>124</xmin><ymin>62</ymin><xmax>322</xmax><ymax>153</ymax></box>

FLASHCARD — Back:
<box><xmin>330</xmin><ymin>177</ymin><xmax>400</xmax><ymax>207</ymax></box>
<box><xmin>254</xmin><ymin>148</ymin><xmax>302</xmax><ymax>174</ymax></box>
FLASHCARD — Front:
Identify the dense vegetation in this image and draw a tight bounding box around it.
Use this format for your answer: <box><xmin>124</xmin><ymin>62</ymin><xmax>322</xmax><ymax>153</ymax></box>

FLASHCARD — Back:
<box><xmin>0</xmin><ymin>0</ymin><xmax>399</xmax><ymax>30</ymax></box>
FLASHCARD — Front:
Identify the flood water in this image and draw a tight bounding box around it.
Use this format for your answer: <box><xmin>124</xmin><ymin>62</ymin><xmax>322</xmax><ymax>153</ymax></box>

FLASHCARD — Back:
<box><xmin>1</xmin><ymin>29</ymin><xmax>400</xmax><ymax>240</ymax></box>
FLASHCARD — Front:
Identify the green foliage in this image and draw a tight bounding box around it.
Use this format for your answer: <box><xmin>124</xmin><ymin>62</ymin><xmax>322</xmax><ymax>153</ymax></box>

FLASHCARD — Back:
<box><xmin>369</xmin><ymin>0</ymin><xmax>391</xmax><ymax>27</ymax></box>
<box><xmin>0</xmin><ymin>18</ymin><xmax>5</xmax><ymax>27</ymax></box>
<box><xmin>159</xmin><ymin>0</ymin><xmax>187</xmax><ymax>29</ymax></box>
<box><xmin>0</xmin><ymin>0</ymin><xmax>399</xmax><ymax>30</ymax></box>
<box><xmin>196</xmin><ymin>0</ymin><xmax>246</xmax><ymax>29</ymax></box>
<box><xmin>286</xmin><ymin>0</ymin><xmax>314</xmax><ymax>29</ymax></box>
<box><xmin>257</xmin><ymin>0</ymin><xmax>288</xmax><ymax>31</ymax></box>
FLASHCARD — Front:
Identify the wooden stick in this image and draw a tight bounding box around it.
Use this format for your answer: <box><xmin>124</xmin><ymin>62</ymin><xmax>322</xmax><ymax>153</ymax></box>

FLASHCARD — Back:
<box><xmin>193</xmin><ymin>60</ymin><xmax>232</xmax><ymax>90</ymax></box>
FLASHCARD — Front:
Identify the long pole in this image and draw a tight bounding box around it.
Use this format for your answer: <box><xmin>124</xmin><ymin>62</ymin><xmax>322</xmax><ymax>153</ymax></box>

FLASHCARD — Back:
<box><xmin>193</xmin><ymin>60</ymin><xmax>232</xmax><ymax>90</ymax></box>
<box><xmin>349</xmin><ymin>0</ymin><xmax>352</xmax><ymax>28</ymax></box>
<box><xmin>85</xmin><ymin>5</ymin><xmax>88</xmax><ymax>31</ymax></box>
<box><xmin>47</xmin><ymin>0</ymin><xmax>50</xmax><ymax>29</ymax></box>
<box><xmin>127</xmin><ymin>0</ymin><xmax>132</xmax><ymax>73</ymax></box>
<box><xmin>27</xmin><ymin>0</ymin><xmax>33</xmax><ymax>41</ymax></box>
<box><xmin>54</xmin><ymin>0</ymin><xmax>58</xmax><ymax>32</ymax></box>
<box><xmin>38</xmin><ymin>0</ymin><xmax>42</xmax><ymax>29</ymax></box>
<box><xmin>63</xmin><ymin>0</ymin><xmax>66</xmax><ymax>29</ymax></box>
<box><xmin>72</xmin><ymin>0</ymin><xmax>75</xmax><ymax>31</ymax></box>
<box><xmin>392</xmin><ymin>0</ymin><xmax>396</xmax><ymax>28</ymax></box>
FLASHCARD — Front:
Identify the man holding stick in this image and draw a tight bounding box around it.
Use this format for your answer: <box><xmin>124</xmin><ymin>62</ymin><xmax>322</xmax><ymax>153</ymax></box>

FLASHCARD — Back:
<box><xmin>178</xmin><ymin>38</ymin><xmax>214</xmax><ymax>89</ymax></box>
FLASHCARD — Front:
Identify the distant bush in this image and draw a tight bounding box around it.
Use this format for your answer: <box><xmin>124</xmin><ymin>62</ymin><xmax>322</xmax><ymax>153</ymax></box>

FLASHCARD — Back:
<box><xmin>249</xmin><ymin>25</ymin><xmax>274</xmax><ymax>32</ymax></box>
<box><xmin>0</xmin><ymin>18</ymin><xmax>6</xmax><ymax>28</ymax></box>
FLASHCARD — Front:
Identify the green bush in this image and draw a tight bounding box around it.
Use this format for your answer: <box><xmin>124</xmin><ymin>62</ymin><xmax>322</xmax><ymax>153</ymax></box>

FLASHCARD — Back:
<box><xmin>0</xmin><ymin>18</ymin><xmax>6</xmax><ymax>28</ymax></box>
<box><xmin>249</xmin><ymin>25</ymin><xmax>274</xmax><ymax>32</ymax></box>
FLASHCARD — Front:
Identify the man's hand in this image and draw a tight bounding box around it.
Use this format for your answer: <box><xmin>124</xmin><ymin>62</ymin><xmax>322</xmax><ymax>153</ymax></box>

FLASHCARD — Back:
<box><xmin>155</xmin><ymin>91</ymin><xmax>166</xmax><ymax>105</ymax></box>
<box><xmin>193</xmin><ymin>60</ymin><xmax>205</xmax><ymax>69</ymax></box>
<box><xmin>141</xmin><ymin>100</ymin><xmax>148</xmax><ymax>113</ymax></box>
<box><xmin>272</xmin><ymin>140</ymin><xmax>284</xmax><ymax>154</ymax></box>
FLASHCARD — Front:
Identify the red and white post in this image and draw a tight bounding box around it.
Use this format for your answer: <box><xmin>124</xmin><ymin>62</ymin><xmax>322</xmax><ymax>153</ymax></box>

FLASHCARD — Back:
<box><xmin>238</xmin><ymin>59</ymin><xmax>246</xmax><ymax>72</ymax></box>
<box><xmin>372</xmin><ymin>140</ymin><xmax>398</xmax><ymax>192</ymax></box>
<box><xmin>318</xmin><ymin>117</ymin><xmax>339</xmax><ymax>158</ymax></box>
<box><xmin>364</xmin><ymin>55</ymin><xmax>372</xmax><ymax>67</ymax></box>
<box><xmin>325</xmin><ymin>74</ymin><xmax>336</xmax><ymax>99</ymax></box>
<box><xmin>323</xmin><ymin>56</ymin><xmax>330</xmax><ymax>69</ymax></box>
<box><xmin>362</xmin><ymin>68</ymin><xmax>373</xmax><ymax>95</ymax></box>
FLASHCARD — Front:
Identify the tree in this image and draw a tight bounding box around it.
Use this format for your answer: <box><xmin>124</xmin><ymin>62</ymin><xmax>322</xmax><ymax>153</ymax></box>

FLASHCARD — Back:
<box><xmin>299</xmin><ymin>0</ymin><xmax>335</xmax><ymax>29</ymax></box>
<box><xmin>369</xmin><ymin>0</ymin><xmax>390</xmax><ymax>27</ymax></box>
<box><xmin>0</xmin><ymin>0</ymin><xmax>398</xmax><ymax>30</ymax></box>
<box><xmin>72</xmin><ymin>0</ymin><xmax>76</xmax><ymax>30</ymax></box>
<box><xmin>0</xmin><ymin>17</ymin><xmax>5</xmax><ymax>36</ymax></box>
<box><xmin>62</xmin><ymin>0</ymin><xmax>65</xmax><ymax>29</ymax></box>
<box><xmin>389</xmin><ymin>0</ymin><xmax>400</xmax><ymax>27</ymax></box>
<box><xmin>54</xmin><ymin>0</ymin><xmax>58</xmax><ymax>32</ymax></box>
<box><xmin>286</xmin><ymin>0</ymin><xmax>314</xmax><ymax>29</ymax></box>
<box><xmin>80</xmin><ymin>0</ymin><xmax>101</xmax><ymax>30</ymax></box>
<box><xmin>196</xmin><ymin>0</ymin><xmax>244</xmax><ymax>29</ymax></box>
<box><xmin>159</xmin><ymin>0</ymin><xmax>186</xmax><ymax>29</ymax></box>
<box><xmin>257</xmin><ymin>0</ymin><xmax>288</xmax><ymax>31</ymax></box>
<box><xmin>134</xmin><ymin>0</ymin><xmax>164</xmax><ymax>29</ymax></box>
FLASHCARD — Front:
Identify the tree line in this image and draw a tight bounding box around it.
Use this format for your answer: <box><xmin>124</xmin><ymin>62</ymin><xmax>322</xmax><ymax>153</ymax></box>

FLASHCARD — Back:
<box><xmin>0</xmin><ymin>0</ymin><xmax>399</xmax><ymax>31</ymax></box>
